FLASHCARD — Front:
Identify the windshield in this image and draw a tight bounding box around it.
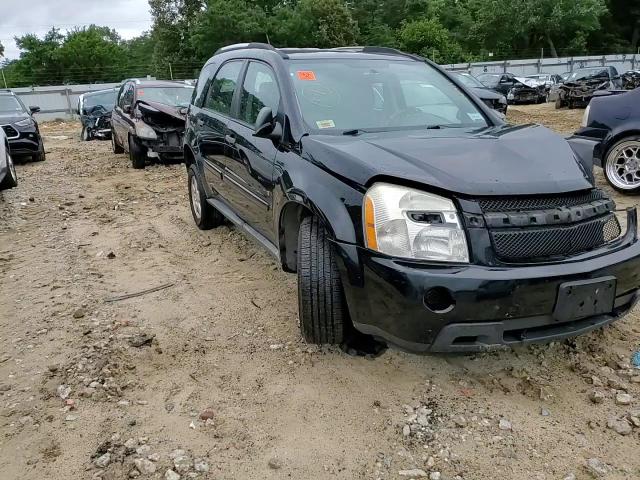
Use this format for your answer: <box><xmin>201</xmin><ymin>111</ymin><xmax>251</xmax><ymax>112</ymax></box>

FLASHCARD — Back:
<box><xmin>137</xmin><ymin>86</ymin><xmax>194</xmax><ymax>107</ymax></box>
<box><xmin>453</xmin><ymin>73</ymin><xmax>484</xmax><ymax>88</ymax></box>
<box><xmin>568</xmin><ymin>68</ymin><xmax>609</xmax><ymax>81</ymax></box>
<box><xmin>288</xmin><ymin>59</ymin><xmax>487</xmax><ymax>133</ymax></box>
<box><xmin>0</xmin><ymin>95</ymin><xmax>25</xmax><ymax>114</ymax></box>
<box><xmin>84</xmin><ymin>91</ymin><xmax>117</xmax><ymax>110</ymax></box>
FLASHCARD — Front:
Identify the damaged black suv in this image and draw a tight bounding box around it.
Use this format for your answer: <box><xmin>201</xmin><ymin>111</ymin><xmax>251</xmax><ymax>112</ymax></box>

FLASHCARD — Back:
<box><xmin>111</xmin><ymin>80</ymin><xmax>194</xmax><ymax>169</ymax></box>
<box><xmin>184</xmin><ymin>44</ymin><xmax>640</xmax><ymax>353</ymax></box>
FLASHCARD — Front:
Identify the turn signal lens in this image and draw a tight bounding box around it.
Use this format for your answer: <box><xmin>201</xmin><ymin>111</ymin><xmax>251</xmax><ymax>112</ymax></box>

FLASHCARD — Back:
<box><xmin>364</xmin><ymin>195</ymin><xmax>378</xmax><ymax>250</ymax></box>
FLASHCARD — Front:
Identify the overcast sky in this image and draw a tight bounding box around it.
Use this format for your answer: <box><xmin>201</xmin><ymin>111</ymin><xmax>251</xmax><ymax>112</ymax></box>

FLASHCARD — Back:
<box><xmin>0</xmin><ymin>0</ymin><xmax>152</xmax><ymax>60</ymax></box>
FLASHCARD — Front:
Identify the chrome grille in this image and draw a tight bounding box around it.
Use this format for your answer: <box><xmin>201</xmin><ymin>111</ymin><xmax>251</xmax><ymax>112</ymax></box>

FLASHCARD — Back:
<box><xmin>1</xmin><ymin>125</ymin><xmax>19</xmax><ymax>139</ymax></box>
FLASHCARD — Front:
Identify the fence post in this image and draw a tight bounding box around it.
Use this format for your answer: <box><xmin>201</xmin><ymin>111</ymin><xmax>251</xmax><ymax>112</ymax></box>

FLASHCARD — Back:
<box><xmin>65</xmin><ymin>88</ymin><xmax>73</xmax><ymax>116</ymax></box>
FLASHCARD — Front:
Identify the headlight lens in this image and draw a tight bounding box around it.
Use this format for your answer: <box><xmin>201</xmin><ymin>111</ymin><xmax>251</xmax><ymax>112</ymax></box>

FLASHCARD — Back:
<box><xmin>581</xmin><ymin>105</ymin><xmax>591</xmax><ymax>128</ymax></box>
<box><xmin>498</xmin><ymin>95</ymin><xmax>507</xmax><ymax>105</ymax></box>
<box><xmin>15</xmin><ymin>118</ymin><xmax>33</xmax><ymax>127</ymax></box>
<box><xmin>363</xmin><ymin>183</ymin><xmax>469</xmax><ymax>262</ymax></box>
<box><xmin>135</xmin><ymin>121</ymin><xmax>157</xmax><ymax>140</ymax></box>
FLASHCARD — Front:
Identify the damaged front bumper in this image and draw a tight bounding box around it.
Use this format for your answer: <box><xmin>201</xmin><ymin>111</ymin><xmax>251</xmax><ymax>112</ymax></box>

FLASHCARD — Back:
<box><xmin>335</xmin><ymin>209</ymin><xmax>640</xmax><ymax>353</ymax></box>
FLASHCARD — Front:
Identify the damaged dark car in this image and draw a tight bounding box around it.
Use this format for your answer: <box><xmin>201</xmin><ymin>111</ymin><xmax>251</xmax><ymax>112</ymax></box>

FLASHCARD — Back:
<box><xmin>553</xmin><ymin>66</ymin><xmax>622</xmax><ymax>109</ymax></box>
<box><xmin>506</xmin><ymin>76</ymin><xmax>547</xmax><ymax>104</ymax></box>
<box><xmin>184</xmin><ymin>44</ymin><xmax>640</xmax><ymax>353</ymax></box>
<box><xmin>111</xmin><ymin>80</ymin><xmax>194</xmax><ymax>169</ymax></box>
<box><xmin>77</xmin><ymin>88</ymin><xmax>118</xmax><ymax>141</ymax></box>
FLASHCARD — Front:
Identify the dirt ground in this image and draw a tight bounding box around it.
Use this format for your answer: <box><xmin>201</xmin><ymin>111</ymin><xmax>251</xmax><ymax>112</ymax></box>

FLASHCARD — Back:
<box><xmin>1</xmin><ymin>103</ymin><xmax>639</xmax><ymax>480</ymax></box>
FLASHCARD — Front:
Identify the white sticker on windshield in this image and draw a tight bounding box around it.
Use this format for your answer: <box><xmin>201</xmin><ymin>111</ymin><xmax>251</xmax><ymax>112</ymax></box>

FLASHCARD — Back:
<box><xmin>467</xmin><ymin>113</ymin><xmax>483</xmax><ymax>121</ymax></box>
<box><xmin>316</xmin><ymin>120</ymin><xmax>336</xmax><ymax>129</ymax></box>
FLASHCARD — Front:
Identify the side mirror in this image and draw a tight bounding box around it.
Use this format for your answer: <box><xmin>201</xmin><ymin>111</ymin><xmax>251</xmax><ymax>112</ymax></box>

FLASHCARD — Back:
<box><xmin>254</xmin><ymin>107</ymin><xmax>275</xmax><ymax>137</ymax></box>
<box><xmin>123</xmin><ymin>105</ymin><xmax>132</xmax><ymax>114</ymax></box>
<box><xmin>29</xmin><ymin>106</ymin><xmax>41</xmax><ymax>114</ymax></box>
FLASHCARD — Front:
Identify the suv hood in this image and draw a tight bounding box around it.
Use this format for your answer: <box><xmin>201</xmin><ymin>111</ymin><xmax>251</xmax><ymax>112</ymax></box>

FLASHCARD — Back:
<box><xmin>0</xmin><ymin>113</ymin><xmax>29</xmax><ymax>124</ymax></box>
<box><xmin>302</xmin><ymin>124</ymin><xmax>592</xmax><ymax>196</ymax></box>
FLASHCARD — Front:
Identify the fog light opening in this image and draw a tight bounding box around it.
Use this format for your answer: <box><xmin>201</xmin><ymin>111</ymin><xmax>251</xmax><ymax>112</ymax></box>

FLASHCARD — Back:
<box><xmin>424</xmin><ymin>287</ymin><xmax>455</xmax><ymax>314</ymax></box>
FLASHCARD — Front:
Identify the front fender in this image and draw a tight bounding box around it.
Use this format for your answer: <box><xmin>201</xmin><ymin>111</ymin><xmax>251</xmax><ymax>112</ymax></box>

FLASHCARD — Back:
<box><xmin>272</xmin><ymin>149</ymin><xmax>364</xmax><ymax>245</ymax></box>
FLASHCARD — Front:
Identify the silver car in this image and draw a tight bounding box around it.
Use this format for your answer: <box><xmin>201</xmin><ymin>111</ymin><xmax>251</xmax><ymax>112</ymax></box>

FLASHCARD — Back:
<box><xmin>0</xmin><ymin>128</ymin><xmax>18</xmax><ymax>191</ymax></box>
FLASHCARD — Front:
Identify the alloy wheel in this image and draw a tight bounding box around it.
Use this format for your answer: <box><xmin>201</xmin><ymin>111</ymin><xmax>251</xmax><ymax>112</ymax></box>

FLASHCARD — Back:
<box><xmin>606</xmin><ymin>140</ymin><xmax>640</xmax><ymax>190</ymax></box>
<box><xmin>190</xmin><ymin>175</ymin><xmax>202</xmax><ymax>221</ymax></box>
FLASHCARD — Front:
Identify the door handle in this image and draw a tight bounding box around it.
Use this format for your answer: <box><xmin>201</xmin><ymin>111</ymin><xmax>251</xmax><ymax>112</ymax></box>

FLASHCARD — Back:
<box><xmin>225</xmin><ymin>134</ymin><xmax>236</xmax><ymax>145</ymax></box>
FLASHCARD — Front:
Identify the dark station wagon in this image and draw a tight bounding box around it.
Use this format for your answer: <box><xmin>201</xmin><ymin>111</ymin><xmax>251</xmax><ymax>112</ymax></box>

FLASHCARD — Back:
<box><xmin>183</xmin><ymin>44</ymin><xmax>640</xmax><ymax>353</ymax></box>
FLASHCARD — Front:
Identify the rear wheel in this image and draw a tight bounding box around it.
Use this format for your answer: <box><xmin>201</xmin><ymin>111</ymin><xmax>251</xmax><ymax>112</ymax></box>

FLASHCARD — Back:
<box><xmin>111</xmin><ymin>129</ymin><xmax>124</xmax><ymax>154</ymax></box>
<box><xmin>0</xmin><ymin>150</ymin><xmax>18</xmax><ymax>190</ymax></box>
<box><xmin>129</xmin><ymin>134</ymin><xmax>146</xmax><ymax>169</ymax></box>
<box><xmin>604</xmin><ymin>136</ymin><xmax>640</xmax><ymax>194</ymax></box>
<box><xmin>187</xmin><ymin>164</ymin><xmax>224</xmax><ymax>229</ymax></box>
<box><xmin>297</xmin><ymin>216</ymin><xmax>346</xmax><ymax>345</ymax></box>
<box><xmin>555</xmin><ymin>97</ymin><xmax>564</xmax><ymax>109</ymax></box>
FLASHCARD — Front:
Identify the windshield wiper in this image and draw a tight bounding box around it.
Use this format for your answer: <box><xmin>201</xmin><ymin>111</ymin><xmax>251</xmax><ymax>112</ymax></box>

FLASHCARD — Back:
<box><xmin>342</xmin><ymin>129</ymin><xmax>368</xmax><ymax>136</ymax></box>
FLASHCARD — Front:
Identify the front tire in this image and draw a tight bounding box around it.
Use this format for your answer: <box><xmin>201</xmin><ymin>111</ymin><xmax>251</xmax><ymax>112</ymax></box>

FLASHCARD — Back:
<box><xmin>81</xmin><ymin>126</ymin><xmax>91</xmax><ymax>142</ymax></box>
<box><xmin>32</xmin><ymin>146</ymin><xmax>45</xmax><ymax>162</ymax></box>
<box><xmin>297</xmin><ymin>216</ymin><xmax>346</xmax><ymax>345</ymax></box>
<box><xmin>604</xmin><ymin>136</ymin><xmax>640</xmax><ymax>194</ymax></box>
<box><xmin>0</xmin><ymin>150</ymin><xmax>18</xmax><ymax>190</ymax></box>
<box><xmin>187</xmin><ymin>164</ymin><xmax>224</xmax><ymax>230</ymax></box>
<box><xmin>129</xmin><ymin>135</ymin><xmax>146</xmax><ymax>169</ymax></box>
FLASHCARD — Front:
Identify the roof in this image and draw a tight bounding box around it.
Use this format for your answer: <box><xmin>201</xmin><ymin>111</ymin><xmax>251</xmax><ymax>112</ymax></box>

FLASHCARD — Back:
<box><xmin>0</xmin><ymin>89</ymin><xmax>15</xmax><ymax>95</ymax></box>
<box><xmin>123</xmin><ymin>79</ymin><xmax>194</xmax><ymax>88</ymax></box>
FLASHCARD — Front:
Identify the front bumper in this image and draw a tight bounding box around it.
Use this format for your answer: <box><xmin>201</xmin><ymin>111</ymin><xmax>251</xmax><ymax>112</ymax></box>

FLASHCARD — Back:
<box><xmin>335</xmin><ymin>210</ymin><xmax>640</xmax><ymax>353</ymax></box>
<box><xmin>5</xmin><ymin>129</ymin><xmax>42</xmax><ymax>155</ymax></box>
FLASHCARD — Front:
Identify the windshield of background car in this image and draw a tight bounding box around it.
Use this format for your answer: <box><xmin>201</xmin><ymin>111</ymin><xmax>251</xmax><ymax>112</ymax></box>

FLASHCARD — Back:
<box><xmin>288</xmin><ymin>59</ymin><xmax>487</xmax><ymax>133</ymax></box>
<box><xmin>454</xmin><ymin>73</ymin><xmax>484</xmax><ymax>88</ymax></box>
<box><xmin>477</xmin><ymin>74</ymin><xmax>500</xmax><ymax>87</ymax></box>
<box><xmin>84</xmin><ymin>91</ymin><xmax>117</xmax><ymax>110</ymax></box>
<box><xmin>0</xmin><ymin>96</ymin><xmax>25</xmax><ymax>114</ymax></box>
<box><xmin>568</xmin><ymin>68</ymin><xmax>608</xmax><ymax>81</ymax></box>
<box><xmin>137</xmin><ymin>86</ymin><xmax>194</xmax><ymax>107</ymax></box>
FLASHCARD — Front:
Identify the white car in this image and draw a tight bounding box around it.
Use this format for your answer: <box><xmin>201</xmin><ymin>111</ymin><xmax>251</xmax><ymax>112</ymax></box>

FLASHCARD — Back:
<box><xmin>0</xmin><ymin>128</ymin><xmax>18</xmax><ymax>191</ymax></box>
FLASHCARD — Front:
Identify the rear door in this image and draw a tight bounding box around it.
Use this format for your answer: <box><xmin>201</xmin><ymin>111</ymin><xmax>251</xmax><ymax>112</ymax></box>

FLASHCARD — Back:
<box><xmin>113</xmin><ymin>82</ymin><xmax>134</xmax><ymax>148</ymax></box>
<box><xmin>224</xmin><ymin>61</ymin><xmax>281</xmax><ymax>241</ymax></box>
<box><xmin>197</xmin><ymin>61</ymin><xmax>245</xmax><ymax>198</ymax></box>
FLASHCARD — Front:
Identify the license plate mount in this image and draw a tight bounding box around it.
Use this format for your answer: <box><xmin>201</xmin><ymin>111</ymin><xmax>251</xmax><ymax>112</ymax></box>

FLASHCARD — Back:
<box><xmin>553</xmin><ymin>276</ymin><xmax>616</xmax><ymax>323</ymax></box>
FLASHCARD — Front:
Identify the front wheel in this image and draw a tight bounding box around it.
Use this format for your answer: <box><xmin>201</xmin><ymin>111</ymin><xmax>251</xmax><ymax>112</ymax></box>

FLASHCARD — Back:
<box><xmin>32</xmin><ymin>146</ymin><xmax>45</xmax><ymax>162</ymax></box>
<box><xmin>0</xmin><ymin>150</ymin><xmax>18</xmax><ymax>190</ymax></box>
<box><xmin>297</xmin><ymin>216</ymin><xmax>347</xmax><ymax>345</ymax></box>
<box><xmin>129</xmin><ymin>135</ymin><xmax>146</xmax><ymax>169</ymax></box>
<box><xmin>81</xmin><ymin>126</ymin><xmax>92</xmax><ymax>142</ymax></box>
<box><xmin>604</xmin><ymin>137</ymin><xmax>640</xmax><ymax>194</ymax></box>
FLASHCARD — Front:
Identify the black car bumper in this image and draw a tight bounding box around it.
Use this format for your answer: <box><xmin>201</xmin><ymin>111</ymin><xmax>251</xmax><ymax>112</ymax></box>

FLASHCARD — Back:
<box><xmin>334</xmin><ymin>211</ymin><xmax>640</xmax><ymax>353</ymax></box>
<box><xmin>2</xmin><ymin>127</ymin><xmax>42</xmax><ymax>155</ymax></box>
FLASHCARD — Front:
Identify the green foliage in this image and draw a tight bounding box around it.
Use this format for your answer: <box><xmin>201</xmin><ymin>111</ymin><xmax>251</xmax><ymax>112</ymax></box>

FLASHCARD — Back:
<box><xmin>0</xmin><ymin>0</ymin><xmax>636</xmax><ymax>87</ymax></box>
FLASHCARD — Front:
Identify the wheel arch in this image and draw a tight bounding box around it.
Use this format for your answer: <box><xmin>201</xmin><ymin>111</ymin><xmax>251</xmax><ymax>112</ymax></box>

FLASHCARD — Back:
<box><xmin>184</xmin><ymin>144</ymin><xmax>196</xmax><ymax>168</ymax></box>
<box><xmin>603</xmin><ymin>129</ymin><xmax>640</xmax><ymax>159</ymax></box>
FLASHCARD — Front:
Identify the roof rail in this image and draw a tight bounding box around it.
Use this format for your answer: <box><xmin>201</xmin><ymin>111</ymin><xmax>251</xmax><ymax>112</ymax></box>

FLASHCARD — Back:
<box><xmin>331</xmin><ymin>46</ymin><xmax>424</xmax><ymax>62</ymax></box>
<box><xmin>214</xmin><ymin>42</ymin><xmax>288</xmax><ymax>58</ymax></box>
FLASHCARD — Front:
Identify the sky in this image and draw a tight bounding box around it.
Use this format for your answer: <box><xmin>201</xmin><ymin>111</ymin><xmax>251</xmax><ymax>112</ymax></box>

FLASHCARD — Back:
<box><xmin>0</xmin><ymin>0</ymin><xmax>153</xmax><ymax>60</ymax></box>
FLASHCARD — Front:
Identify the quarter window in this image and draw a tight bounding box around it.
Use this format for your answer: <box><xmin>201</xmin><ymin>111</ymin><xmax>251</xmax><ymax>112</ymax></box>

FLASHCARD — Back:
<box><xmin>204</xmin><ymin>61</ymin><xmax>243</xmax><ymax>115</ymax></box>
<box><xmin>239</xmin><ymin>62</ymin><xmax>281</xmax><ymax>126</ymax></box>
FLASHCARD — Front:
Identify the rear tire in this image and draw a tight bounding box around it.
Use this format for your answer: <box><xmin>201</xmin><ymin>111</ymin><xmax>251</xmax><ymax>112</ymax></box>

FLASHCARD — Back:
<box><xmin>0</xmin><ymin>150</ymin><xmax>18</xmax><ymax>190</ymax></box>
<box><xmin>555</xmin><ymin>97</ymin><xmax>564</xmax><ymax>109</ymax></box>
<box><xmin>111</xmin><ymin>129</ymin><xmax>124</xmax><ymax>154</ymax></box>
<box><xmin>129</xmin><ymin>134</ymin><xmax>146</xmax><ymax>169</ymax></box>
<box><xmin>297</xmin><ymin>216</ymin><xmax>346</xmax><ymax>345</ymax></box>
<box><xmin>187</xmin><ymin>164</ymin><xmax>224</xmax><ymax>230</ymax></box>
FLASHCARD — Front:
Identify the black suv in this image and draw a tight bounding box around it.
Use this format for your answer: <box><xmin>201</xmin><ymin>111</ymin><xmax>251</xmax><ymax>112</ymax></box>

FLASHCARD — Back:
<box><xmin>0</xmin><ymin>90</ymin><xmax>45</xmax><ymax>162</ymax></box>
<box><xmin>184</xmin><ymin>44</ymin><xmax>640</xmax><ymax>353</ymax></box>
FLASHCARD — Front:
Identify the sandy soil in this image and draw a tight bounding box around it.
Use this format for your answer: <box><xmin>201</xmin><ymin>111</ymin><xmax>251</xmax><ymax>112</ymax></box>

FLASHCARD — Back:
<box><xmin>1</xmin><ymin>107</ymin><xmax>639</xmax><ymax>480</ymax></box>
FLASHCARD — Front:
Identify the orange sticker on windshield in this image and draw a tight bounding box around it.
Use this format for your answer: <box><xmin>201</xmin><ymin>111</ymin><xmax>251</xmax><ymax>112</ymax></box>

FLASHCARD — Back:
<box><xmin>297</xmin><ymin>71</ymin><xmax>316</xmax><ymax>81</ymax></box>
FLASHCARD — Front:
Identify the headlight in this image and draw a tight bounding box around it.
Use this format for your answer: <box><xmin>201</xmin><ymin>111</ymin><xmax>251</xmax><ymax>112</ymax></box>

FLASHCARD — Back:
<box><xmin>498</xmin><ymin>96</ymin><xmax>507</xmax><ymax>105</ymax></box>
<box><xmin>135</xmin><ymin>121</ymin><xmax>157</xmax><ymax>140</ymax></box>
<box><xmin>14</xmin><ymin>118</ymin><xmax>33</xmax><ymax>127</ymax></box>
<box><xmin>363</xmin><ymin>183</ymin><xmax>469</xmax><ymax>262</ymax></box>
<box><xmin>581</xmin><ymin>105</ymin><xmax>591</xmax><ymax>128</ymax></box>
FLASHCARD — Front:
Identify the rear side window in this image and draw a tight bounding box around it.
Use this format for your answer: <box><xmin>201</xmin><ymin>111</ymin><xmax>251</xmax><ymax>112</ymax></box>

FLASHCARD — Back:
<box><xmin>204</xmin><ymin>61</ymin><xmax>243</xmax><ymax>116</ymax></box>
<box><xmin>239</xmin><ymin>62</ymin><xmax>280</xmax><ymax>126</ymax></box>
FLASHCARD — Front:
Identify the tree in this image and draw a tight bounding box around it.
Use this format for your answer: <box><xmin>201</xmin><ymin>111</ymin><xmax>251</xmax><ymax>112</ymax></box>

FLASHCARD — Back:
<box><xmin>149</xmin><ymin>0</ymin><xmax>204</xmax><ymax>68</ymax></box>
<box><xmin>0</xmin><ymin>41</ymin><xmax>4</xmax><ymax>58</ymax></box>
<box><xmin>398</xmin><ymin>17</ymin><xmax>466</xmax><ymax>63</ymax></box>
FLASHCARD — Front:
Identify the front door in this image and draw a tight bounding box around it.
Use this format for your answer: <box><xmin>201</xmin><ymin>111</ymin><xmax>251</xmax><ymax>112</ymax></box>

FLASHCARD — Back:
<box><xmin>223</xmin><ymin>61</ymin><xmax>281</xmax><ymax>242</ymax></box>
<box><xmin>196</xmin><ymin>61</ymin><xmax>245</xmax><ymax>198</ymax></box>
